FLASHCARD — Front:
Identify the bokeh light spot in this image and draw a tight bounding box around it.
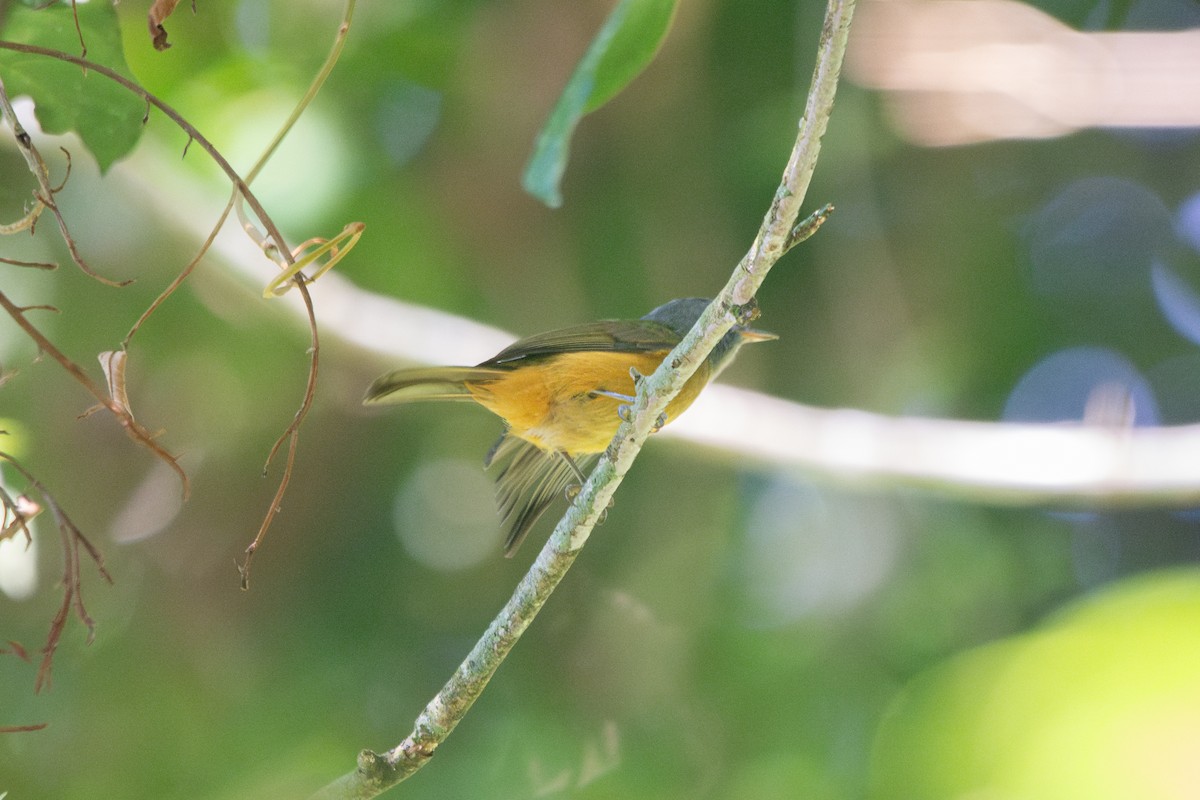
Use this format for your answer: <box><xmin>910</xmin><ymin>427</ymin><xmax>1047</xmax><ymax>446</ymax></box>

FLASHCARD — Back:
<box><xmin>1151</xmin><ymin>260</ymin><xmax>1200</xmax><ymax>346</ymax></box>
<box><xmin>375</xmin><ymin>81</ymin><xmax>442</xmax><ymax>167</ymax></box>
<box><xmin>1026</xmin><ymin>177</ymin><xmax>1171</xmax><ymax>298</ymax></box>
<box><xmin>738</xmin><ymin>478</ymin><xmax>901</xmax><ymax>626</ymax></box>
<box><xmin>221</xmin><ymin>96</ymin><xmax>349</xmax><ymax>231</ymax></box>
<box><xmin>393</xmin><ymin>458</ymin><xmax>497</xmax><ymax>571</ymax></box>
<box><xmin>1003</xmin><ymin>346</ymin><xmax>1158</xmax><ymax>427</ymax></box>
<box><xmin>0</xmin><ymin>478</ymin><xmax>37</xmax><ymax>601</ymax></box>
<box><xmin>1176</xmin><ymin>191</ymin><xmax>1200</xmax><ymax>254</ymax></box>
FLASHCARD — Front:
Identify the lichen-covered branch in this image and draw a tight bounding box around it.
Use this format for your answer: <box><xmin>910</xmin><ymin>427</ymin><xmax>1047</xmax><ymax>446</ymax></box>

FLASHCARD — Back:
<box><xmin>310</xmin><ymin>0</ymin><xmax>856</xmax><ymax>797</ymax></box>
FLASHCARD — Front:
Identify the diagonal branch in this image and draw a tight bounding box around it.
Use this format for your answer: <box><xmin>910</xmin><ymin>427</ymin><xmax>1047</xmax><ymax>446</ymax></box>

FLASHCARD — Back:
<box><xmin>310</xmin><ymin>1</ymin><xmax>857</xmax><ymax>797</ymax></box>
<box><xmin>108</xmin><ymin>143</ymin><xmax>1200</xmax><ymax>506</ymax></box>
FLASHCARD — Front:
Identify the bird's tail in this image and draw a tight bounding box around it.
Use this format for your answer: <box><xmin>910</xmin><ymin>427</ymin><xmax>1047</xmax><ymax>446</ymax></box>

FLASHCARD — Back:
<box><xmin>363</xmin><ymin>366</ymin><xmax>506</xmax><ymax>404</ymax></box>
<box><xmin>485</xmin><ymin>434</ymin><xmax>597</xmax><ymax>557</ymax></box>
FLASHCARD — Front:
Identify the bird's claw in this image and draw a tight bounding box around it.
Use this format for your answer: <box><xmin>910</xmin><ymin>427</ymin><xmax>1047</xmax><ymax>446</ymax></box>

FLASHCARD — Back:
<box><xmin>729</xmin><ymin>297</ymin><xmax>761</xmax><ymax>326</ymax></box>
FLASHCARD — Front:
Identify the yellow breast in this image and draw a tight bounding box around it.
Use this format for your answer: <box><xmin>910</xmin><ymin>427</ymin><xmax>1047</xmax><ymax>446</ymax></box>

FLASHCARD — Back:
<box><xmin>466</xmin><ymin>350</ymin><xmax>711</xmax><ymax>454</ymax></box>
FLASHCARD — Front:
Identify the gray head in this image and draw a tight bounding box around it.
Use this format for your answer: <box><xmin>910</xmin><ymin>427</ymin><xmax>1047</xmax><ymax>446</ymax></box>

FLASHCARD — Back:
<box><xmin>642</xmin><ymin>297</ymin><xmax>776</xmax><ymax>374</ymax></box>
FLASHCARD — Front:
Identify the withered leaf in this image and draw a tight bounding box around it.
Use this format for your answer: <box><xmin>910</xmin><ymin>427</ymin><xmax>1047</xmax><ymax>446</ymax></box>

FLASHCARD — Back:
<box><xmin>0</xmin><ymin>494</ymin><xmax>41</xmax><ymax>542</ymax></box>
<box><xmin>148</xmin><ymin>0</ymin><xmax>183</xmax><ymax>51</ymax></box>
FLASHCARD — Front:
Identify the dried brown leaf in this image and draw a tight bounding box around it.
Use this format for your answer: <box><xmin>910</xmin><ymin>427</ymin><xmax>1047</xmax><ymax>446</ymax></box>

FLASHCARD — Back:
<box><xmin>0</xmin><ymin>493</ymin><xmax>41</xmax><ymax>542</ymax></box>
<box><xmin>148</xmin><ymin>0</ymin><xmax>182</xmax><ymax>51</ymax></box>
<box><xmin>3</xmin><ymin>640</ymin><xmax>30</xmax><ymax>662</ymax></box>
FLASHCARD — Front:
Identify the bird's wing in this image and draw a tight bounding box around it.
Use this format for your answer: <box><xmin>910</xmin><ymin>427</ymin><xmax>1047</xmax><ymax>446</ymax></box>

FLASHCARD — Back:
<box><xmin>484</xmin><ymin>433</ymin><xmax>598</xmax><ymax>556</ymax></box>
<box><xmin>483</xmin><ymin>320</ymin><xmax>680</xmax><ymax>366</ymax></box>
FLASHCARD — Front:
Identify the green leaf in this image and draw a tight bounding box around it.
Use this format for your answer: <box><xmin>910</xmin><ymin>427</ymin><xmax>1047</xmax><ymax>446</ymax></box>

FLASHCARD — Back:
<box><xmin>522</xmin><ymin>0</ymin><xmax>677</xmax><ymax>208</ymax></box>
<box><xmin>0</xmin><ymin>2</ymin><xmax>146</xmax><ymax>173</ymax></box>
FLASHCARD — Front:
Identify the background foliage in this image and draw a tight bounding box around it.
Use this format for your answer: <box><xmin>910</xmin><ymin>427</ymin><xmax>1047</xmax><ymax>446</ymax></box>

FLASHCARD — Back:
<box><xmin>2</xmin><ymin>0</ymin><xmax>1199</xmax><ymax>798</ymax></box>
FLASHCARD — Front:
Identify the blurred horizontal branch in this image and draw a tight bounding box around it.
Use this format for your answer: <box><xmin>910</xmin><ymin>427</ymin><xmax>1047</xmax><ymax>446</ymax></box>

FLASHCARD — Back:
<box><xmin>6</xmin><ymin>117</ymin><xmax>1192</xmax><ymax>509</ymax></box>
<box><xmin>104</xmin><ymin>136</ymin><xmax>1200</xmax><ymax>510</ymax></box>
<box><xmin>673</xmin><ymin>387</ymin><xmax>1200</xmax><ymax>507</ymax></box>
<box><xmin>848</xmin><ymin>0</ymin><xmax>1200</xmax><ymax>145</ymax></box>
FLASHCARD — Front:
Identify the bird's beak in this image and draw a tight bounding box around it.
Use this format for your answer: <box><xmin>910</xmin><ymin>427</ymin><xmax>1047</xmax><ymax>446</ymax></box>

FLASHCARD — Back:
<box><xmin>737</xmin><ymin>328</ymin><xmax>778</xmax><ymax>342</ymax></box>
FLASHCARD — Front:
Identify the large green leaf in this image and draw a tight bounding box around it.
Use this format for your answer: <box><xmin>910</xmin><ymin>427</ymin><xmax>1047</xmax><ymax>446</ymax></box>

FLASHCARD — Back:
<box><xmin>522</xmin><ymin>0</ymin><xmax>677</xmax><ymax>208</ymax></box>
<box><xmin>0</xmin><ymin>2</ymin><xmax>145</xmax><ymax>172</ymax></box>
<box><xmin>871</xmin><ymin>569</ymin><xmax>1200</xmax><ymax>800</ymax></box>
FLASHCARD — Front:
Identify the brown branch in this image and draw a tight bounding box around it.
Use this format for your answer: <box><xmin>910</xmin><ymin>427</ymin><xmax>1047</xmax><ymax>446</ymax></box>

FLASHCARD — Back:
<box><xmin>0</xmin><ymin>7</ymin><xmax>347</xmax><ymax>587</ymax></box>
<box><xmin>0</xmin><ymin>78</ymin><xmax>124</xmax><ymax>285</ymax></box>
<box><xmin>0</xmin><ymin>256</ymin><xmax>57</xmax><ymax>270</ymax></box>
<box><xmin>232</xmin><ymin>0</ymin><xmax>356</xmax><ymax>587</ymax></box>
<box><xmin>122</xmin><ymin>207</ymin><xmax>225</xmax><ymax>349</ymax></box>
<box><xmin>69</xmin><ymin>0</ymin><xmax>86</xmax><ymax>57</ymax></box>
<box><xmin>0</xmin><ymin>483</ymin><xmax>38</xmax><ymax>544</ymax></box>
<box><xmin>0</xmin><ymin>37</ymin><xmax>318</xmax><ymax>533</ymax></box>
<box><xmin>0</xmin><ymin>450</ymin><xmax>110</xmax><ymax>693</ymax></box>
<box><xmin>238</xmin><ymin>278</ymin><xmax>320</xmax><ymax>589</ymax></box>
<box><xmin>0</xmin><ymin>290</ymin><xmax>189</xmax><ymax>497</ymax></box>
<box><xmin>0</xmin><ymin>40</ymin><xmax>294</xmax><ymax>267</ymax></box>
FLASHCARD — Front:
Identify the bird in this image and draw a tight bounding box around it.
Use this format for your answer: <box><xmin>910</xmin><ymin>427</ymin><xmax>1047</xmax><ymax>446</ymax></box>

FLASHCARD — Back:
<box><xmin>364</xmin><ymin>297</ymin><xmax>776</xmax><ymax>556</ymax></box>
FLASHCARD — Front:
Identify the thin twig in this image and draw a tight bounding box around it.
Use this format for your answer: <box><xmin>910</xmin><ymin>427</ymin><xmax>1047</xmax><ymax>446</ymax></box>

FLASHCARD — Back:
<box><xmin>0</xmin><ymin>450</ymin><xmax>111</xmax><ymax>693</ymax></box>
<box><xmin>0</xmin><ymin>77</ymin><xmax>122</xmax><ymax>285</ymax></box>
<box><xmin>0</xmin><ymin>41</ymin><xmax>291</xmax><ymax>265</ymax></box>
<box><xmin>238</xmin><ymin>279</ymin><xmax>319</xmax><ymax>589</ymax></box>
<box><xmin>235</xmin><ymin>0</ymin><xmax>355</xmax><ymax>588</ymax></box>
<box><xmin>0</xmin><ymin>290</ymin><xmax>190</xmax><ymax>497</ymax></box>
<box><xmin>0</xmin><ymin>40</ymin><xmax>280</xmax><ymax>502</ymax></box>
<box><xmin>69</xmin><ymin>0</ymin><xmax>86</xmax><ymax>57</ymax></box>
<box><xmin>0</xmin><ymin>256</ymin><xmax>56</xmax><ymax>270</ymax></box>
<box><xmin>0</xmin><ymin>483</ymin><xmax>38</xmax><ymax>544</ymax></box>
<box><xmin>98</xmin><ymin>3</ymin><xmax>1200</xmax><ymax>505</ymax></box>
<box><xmin>1</xmin><ymin>5</ymin><xmax>356</xmax><ymax>583</ymax></box>
<box><xmin>123</xmin><ymin>4</ymin><xmax>355</xmax><ymax>349</ymax></box>
<box><xmin>311</xmin><ymin>1</ymin><xmax>856</xmax><ymax>796</ymax></box>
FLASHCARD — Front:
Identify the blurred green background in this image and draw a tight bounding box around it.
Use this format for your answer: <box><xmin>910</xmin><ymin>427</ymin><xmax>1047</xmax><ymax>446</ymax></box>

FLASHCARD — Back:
<box><xmin>3</xmin><ymin>0</ymin><xmax>1200</xmax><ymax>797</ymax></box>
